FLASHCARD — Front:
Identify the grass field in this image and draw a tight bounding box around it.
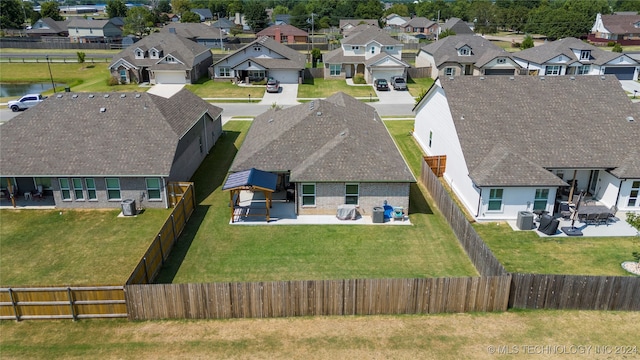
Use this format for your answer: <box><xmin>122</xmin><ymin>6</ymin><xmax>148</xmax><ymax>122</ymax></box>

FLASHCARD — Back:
<box><xmin>1</xmin><ymin>310</ymin><xmax>638</xmax><ymax>359</ymax></box>
<box><xmin>298</xmin><ymin>77</ymin><xmax>375</xmax><ymax>98</ymax></box>
<box><xmin>156</xmin><ymin>120</ymin><xmax>477</xmax><ymax>283</ymax></box>
<box><xmin>474</xmin><ymin>222</ymin><xmax>640</xmax><ymax>275</ymax></box>
<box><xmin>185</xmin><ymin>77</ymin><xmax>266</xmax><ymax>98</ymax></box>
<box><xmin>407</xmin><ymin>77</ymin><xmax>435</xmax><ymax>98</ymax></box>
<box><xmin>0</xmin><ymin>209</ymin><xmax>171</xmax><ymax>286</ymax></box>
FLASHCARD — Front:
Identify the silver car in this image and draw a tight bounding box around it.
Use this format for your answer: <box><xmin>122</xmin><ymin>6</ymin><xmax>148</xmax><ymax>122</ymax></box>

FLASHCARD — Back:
<box><xmin>8</xmin><ymin>94</ymin><xmax>46</xmax><ymax>112</ymax></box>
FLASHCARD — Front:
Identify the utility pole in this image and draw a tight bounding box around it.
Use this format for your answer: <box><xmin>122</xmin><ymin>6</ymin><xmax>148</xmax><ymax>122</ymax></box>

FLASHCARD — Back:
<box><xmin>435</xmin><ymin>10</ymin><xmax>440</xmax><ymax>41</ymax></box>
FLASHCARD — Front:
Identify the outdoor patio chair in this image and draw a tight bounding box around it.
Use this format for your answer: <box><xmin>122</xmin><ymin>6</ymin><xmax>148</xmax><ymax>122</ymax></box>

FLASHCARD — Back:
<box><xmin>596</xmin><ymin>212</ymin><xmax>610</xmax><ymax>226</ymax></box>
<box><xmin>585</xmin><ymin>213</ymin><xmax>598</xmax><ymax>225</ymax></box>
<box><xmin>33</xmin><ymin>185</ymin><xmax>44</xmax><ymax>200</ymax></box>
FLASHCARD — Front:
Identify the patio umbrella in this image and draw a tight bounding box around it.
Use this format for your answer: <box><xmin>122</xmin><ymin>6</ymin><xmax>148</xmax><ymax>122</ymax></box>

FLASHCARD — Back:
<box><xmin>569</xmin><ymin>191</ymin><xmax>583</xmax><ymax>229</ymax></box>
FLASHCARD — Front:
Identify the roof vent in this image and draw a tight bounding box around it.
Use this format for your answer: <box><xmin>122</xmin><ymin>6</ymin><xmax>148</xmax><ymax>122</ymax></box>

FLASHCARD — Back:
<box><xmin>316</xmin><ymin>111</ymin><xmax>322</xmax><ymax>116</ymax></box>
<box><xmin>540</xmin><ymin>76</ymin><xmax>545</xmax><ymax>80</ymax></box>
<box><xmin>100</xmin><ymin>107</ymin><xmax>106</xmax><ymax>113</ymax></box>
<box><xmin>268</xmin><ymin>118</ymin><xmax>274</xmax><ymax>123</ymax></box>
<box><xmin>460</xmin><ymin>115</ymin><xmax>465</xmax><ymax>120</ymax></box>
<box><xmin>135</xmin><ymin>93</ymin><xmax>141</xmax><ymax>98</ymax></box>
<box><xmin>309</xmin><ymin>101</ymin><xmax>314</xmax><ymax>110</ymax></box>
<box><xmin>570</xmin><ymin>76</ymin><xmax>575</xmax><ymax>80</ymax></box>
<box><xmin>89</xmin><ymin>94</ymin><xmax>95</xmax><ymax>98</ymax></box>
<box><xmin>104</xmin><ymin>94</ymin><xmax>109</xmax><ymax>98</ymax></box>
<box><xmin>72</xmin><ymin>94</ymin><xmax>78</xmax><ymax>98</ymax></box>
<box><xmin>601</xmin><ymin>75</ymin><xmax>606</xmax><ymax>80</ymax></box>
<box><xmin>626</xmin><ymin>116</ymin><xmax>635</xmax><ymax>122</ymax></box>
<box><xmin>509</xmin><ymin>76</ymin><xmax>514</xmax><ymax>80</ymax></box>
<box><xmin>120</xmin><ymin>94</ymin><xmax>126</xmax><ymax>98</ymax></box>
<box><xmin>56</xmin><ymin>94</ymin><xmax>63</xmax><ymax>98</ymax></box>
<box><xmin>449</xmin><ymin>76</ymin><xmax>454</xmax><ymax>80</ymax></box>
<box><xmin>479</xmin><ymin>76</ymin><xmax>485</xmax><ymax>80</ymax></box>
<box><xmin>340</xmin><ymin>131</ymin><xmax>346</xmax><ymax>136</ymax></box>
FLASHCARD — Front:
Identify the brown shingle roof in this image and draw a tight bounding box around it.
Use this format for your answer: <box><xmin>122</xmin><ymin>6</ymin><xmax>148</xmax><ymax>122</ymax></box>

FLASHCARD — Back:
<box><xmin>256</xmin><ymin>24</ymin><xmax>308</xmax><ymax>37</ymax></box>
<box><xmin>601</xmin><ymin>14</ymin><xmax>640</xmax><ymax>35</ymax></box>
<box><xmin>0</xmin><ymin>89</ymin><xmax>222</xmax><ymax>177</ymax></box>
<box><xmin>230</xmin><ymin>92</ymin><xmax>415</xmax><ymax>183</ymax></box>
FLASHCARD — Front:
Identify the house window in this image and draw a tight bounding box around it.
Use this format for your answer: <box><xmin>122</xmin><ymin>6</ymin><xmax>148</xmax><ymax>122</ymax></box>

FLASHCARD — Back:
<box><xmin>136</xmin><ymin>50</ymin><xmax>142</xmax><ymax>58</ymax></box>
<box><xmin>59</xmin><ymin>178</ymin><xmax>71</xmax><ymax>201</ymax></box>
<box><xmin>280</xmin><ymin>35</ymin><xmax>287</xmax><ymax>43</ymax></box>
<box><xmin>219</xmin><ymin>66</ymin><xmax>231</xmax><ymax>77</ymax></box>
<box><xmin>488</xmin><ymin>188</ymin><xmax>503</xmax><ymax>211</ymax></box>
<box><xmin>428</xmin><ymin>130</ymin><xmax>433</xmax><ymax>148</ymax></box>
<box><xmin>301</xmin><ymin>183</ymin><xmax>316</xmax><ymax>206</ymax></box>
<box><xmin>254</xmin><ymin>46</ymin><xmax>261</xmax><ymax>51</ymax></box>
<box><xmin>445</xmin><ymin>67</ymin><xmax>455</xmax><ymax>76</ymax></box>
<box><xmin>497</xmin><ymin>58</ymin><xmax>506</xmax><ymax>64</ymax></box>
<box><xmin>35</xmin><ymin>178</ymin><xmax>51</xmax><ymax>190</ymax></box>
<box><xmin>85</xmin><ymin>178</ymin><xmax>97</xmax><ymax>200</ymax></box>
<box><xmin>89</xmin><ymin>28</ymin><xmax>93</xmax><ymax>34</ymax></box>
<box><xmin>580</xmin><ymin>50</ymin><xmax>591</xmax><ymax>60</ymax></box>
<box><xmin>628</xmin><ymin>181</ymin><xmax>640</xmax><ymax>207</ymax></box>
<box><xmin>533</xmin><ymin>189</ymin><xmax>549</xmax><ymax>211</ymax></box>
<box><xmin>105</xmin><ymin>178</ymin><xmax>121</xmax><ymax>200</ymax></box>
<box><xmin>199</xmin><ymin>136</ymin><xmax>203</xmax><ymax>153</ymax></box>
<box><xmin>345</xmin><ymin>184</ymin><xmax>359</xmax><ymax>205</ymax></box>
<box><xmin>72</xmin><ymin>178</ymin><xmax>84</xmax><ymax>200</ymax></box>
<box><xmin>386</xmin><ymin>46</ymin><xmax>393</xmax><ymax>51</ymax></box>
<box><xmin>330</xmin><ymin>64</ymin><xmax>341</xmax><ymax>76</ymax></box>
<box><xmin>248</xmin><ymin>70</ymin><xmax>265</xmax><ymax>79</ymax></box>
<box><xmin>370</xmin><ymin>47</ymin><xmax>375</xmax><ymax>54</ymax></box>
<box><xmin>152</xmin><ymin>51</ymin><xmax>157</xmax><ymax>57</ymax></box>
<box><xmin>146</xmin><ymin>178</ymin><xmax>162</xmax><ymax>200</ymax></box>
<box><xmin>459</xmin><ymin>47</ymin><xmax>470</xmax><ymax>56</ymax></box>
<box><xmin>545</xmin><ymin>65</ymin><xmax>561</xmax><ymax>75</ymax></box>
<box><xmin>165</xmin><ymin>56</ymin><xmax>175</xmax><ymax>62</ymax></box>
<box><xmin>577</xmin><ymin>65</ymin><xmax>590</xmax><ymax>75</ymax></box>
<box><xmin>352</xmin><ymin>46</ymin><xmax>359</xmax><ymax>50</ymax></box>
<box><xmin>119</xmin><ymin>69</ymin><xmax>126</xmax><ymax>83</ymax></box>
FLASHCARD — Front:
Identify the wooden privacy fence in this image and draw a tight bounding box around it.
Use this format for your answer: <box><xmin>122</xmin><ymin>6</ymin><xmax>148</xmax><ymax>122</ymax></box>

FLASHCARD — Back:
<box><xmin>125</xmin><ymin>276</ymin><xmax>512</xmax><ymax>320</ymax></box>
<box><xmin>420</xmin><ymin>158</ymin><xmax>508</xmax><ymax>276</ymax></box>
<box><xmin>509</xmin><ymin>273</ymin><xmax>640</xmax><ymax>311</ymax></box>
<box><xmin>0</xmin><ymin>286</ymin><xmax>126</xmax><ymax>321</ymax></box>
<box><xmin>126</xmin><ymin>182</ymin><xmax>195</xmax><ymax>285</ymax></box>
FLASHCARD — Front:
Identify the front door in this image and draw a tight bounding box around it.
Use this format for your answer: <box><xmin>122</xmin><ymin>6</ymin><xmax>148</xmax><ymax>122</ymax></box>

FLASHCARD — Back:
<box><xmin>142</xmin><ymin>67</ymin><xmax>150</xmax><ymax>82</ymax></box>
<box><xmin>589</xmin><ymin>170</ymin><xmax>599</xmax><ymax>195</ymax></box>
<box><xmin>464</xmin><ymin>65</ymin><xmax>472</xmax><ymax>75</ymax></box>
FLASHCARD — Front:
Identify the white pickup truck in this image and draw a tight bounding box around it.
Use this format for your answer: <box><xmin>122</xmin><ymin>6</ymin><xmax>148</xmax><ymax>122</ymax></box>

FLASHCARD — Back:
<box><xmin>8</xmin><ymin>94</ymin><xmax>46</xmax><ymax>112</ymax></box>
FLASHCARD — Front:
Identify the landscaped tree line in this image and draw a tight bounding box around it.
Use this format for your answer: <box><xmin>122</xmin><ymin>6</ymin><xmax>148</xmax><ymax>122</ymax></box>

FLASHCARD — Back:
<box><xmin>3</xmin><ymin>0</ymin><xmax>640</xmax><ymax>40</ymax></box>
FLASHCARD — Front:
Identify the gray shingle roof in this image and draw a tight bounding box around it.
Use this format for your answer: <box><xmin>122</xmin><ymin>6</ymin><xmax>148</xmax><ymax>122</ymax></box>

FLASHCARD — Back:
<box><xmin>0</xmin><ymin>89</ymin><xmax>222</xmax><ymax>177</ymax></box>
<box><xmin>419</xmin><ymin>34</ymin><xmax>508</xmax><ymax>67</ymax></box>
<box><xmin>67</xmin><ymin>19</ymin><xmax>109</xmax><ymax>29</ymax></box>
<box><xmin>342</xmin><ymin>26</ymin><xmax>400</xmax><ymax>46</ymax></box>
<box><xmin>401</xmin><ymin>17</ymin><xmax>436</xmax><ymax>29</ymax></box>
<box><xmin>160</xmin><ymin>23</ymin><xmax>226</xmax><ymax>40</ymax></box>
<box><xmin>433</xmin><ymin>75</ymin><xmax>640</xmax><ymax>185</ymax></box>
<box><xmin>441</xmin><ymin>18</ymin><xmax>474</xmax><ymax>35</ymax></box>
<box><xmin>512</xmin><ymin>37</ymin><xmax>626</xmax><ymax>66</ymax></box>
<box><xmin>230</xmin><ymin>92</ymin><xmax>415</xmax><ymax>183</ymax></box>
<box><xmin>322</xmin><ymin>47</ymin><xmax>363</xmax><ymax>64</ymax></box>
<box><xmin>109</xmin><ymin>32</ymin><xmax>211</xmax><ymax>69</ymax></box>
<box><xmin>213</xmin><ymin>36</ymin><xmax>305</xmax><ymax>69</ymax></box>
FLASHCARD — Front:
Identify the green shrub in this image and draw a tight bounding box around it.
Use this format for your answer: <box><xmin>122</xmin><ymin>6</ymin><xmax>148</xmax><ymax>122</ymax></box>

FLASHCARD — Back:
<box><xmin>107</xmin><ymin>76</ymin><xmax>120</xmax><ymax>86</ymax></box>
<box><xmin>612</xmin><ymin>43</ymin><xmax>623</xmax><ymax>53</ymax></box>
<box><xmin>353</xmin><ymin>74</ymin><xmax>366</xmax><ymax>84</ymax></box>
<box><xmin>253</xmin><ymin>78</ymin><xmax>267</xmax><ymax>85</ymax></box>
<box><xmin>627</xmin><ymin>212</ymin><xmax>640</xmax><ymax>230</ymax></box>
<box><xmin>607</xmin><ymin>41</ymin><xmax>616</xmax><ymax>47</ymax></box>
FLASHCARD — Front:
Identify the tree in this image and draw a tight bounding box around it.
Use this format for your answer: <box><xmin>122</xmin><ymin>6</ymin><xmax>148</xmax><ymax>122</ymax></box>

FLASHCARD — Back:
<box><xmin>289</xmin><ymin>3</ymin><xmax>309</xmax><ymax>30</ymax></box>
<box><xmin>244</xmin><ymin>0</ymin><xmax>269</xmax><ymax>32</ymax></box>
<box><xmin>123</xmin><ymin>6</ymin><xmax>153</xmax><ymax>37</ymax></box>
<box><xmin>311</xmin><ymin>47</ymin><xmax>321</xmax><ymax>67</ymax></box>
<box><xmin>76</xmin><ymin>51</ymin><xmax>86</xmax><ymax>65</ymax></box>
<box><xmin>40</xmin><ymin>1</ymin><xmax>64</xmax><ymax>21</ymax></box>
<box><xmin>521</xmin><ymin>34</ymin><xmax>534</xmax><ymax>49</ymax></box>
<box><xmin>106</xmin><ymin>0</ymin><xmax>128</xmax><ymax>18</ymax></box>
<box><xmin>354</xmin><ymin>0</ymin><xmax>383</xmax><ymax>20</ymax></box>
<box><xmin>612</xmin><ymin>43</ymin><xmax>623</xmax><ymax>53</ymax></box>
<box><xmin>180</xmin><ymin>10</ymin><xmax>200</xmax><ymax>23</ymax></box>
<box><xmin>0</xmin><ymin>0</ymin><xmax>26</xmax><ymax>29</ymax></box>
<box><xmin>384</xmin><ymin>3</ymin><xmax>409</xmax><ymax>17</ymax></box>
<box><xmin>470</xmin><ymin>0</ymin><xmax>497</xmax><ymax>35</ymax></box>
<box><xmin>171</xmin><ymin>0</ymin><xmax>191</xmax><ymax>15</ymax></box>
<box><xmin>157</xmin><ymin>0</ymin><xmax>172</xmax><ymax>13</ymax></box>
<box><xmin>271</xmin><ymin>5</ymin><xmax>289</xmax><ymax>21</ymax></box>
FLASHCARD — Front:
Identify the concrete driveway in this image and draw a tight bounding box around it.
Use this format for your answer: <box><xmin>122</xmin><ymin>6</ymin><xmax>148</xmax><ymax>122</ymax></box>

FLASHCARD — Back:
<box><xmin>260</xmin><ymin>84</ymin><xmax>299</xmax><ymax>105</ymax></box>
<box><xmin>374</xmin><ymin>86</ymin><xmax>415</xmax><ymax>104</ymax></box>
<box><xmin>619</xmin><ymin>80</ymin><xmax>640</xmax><ymax>94</ymax></box>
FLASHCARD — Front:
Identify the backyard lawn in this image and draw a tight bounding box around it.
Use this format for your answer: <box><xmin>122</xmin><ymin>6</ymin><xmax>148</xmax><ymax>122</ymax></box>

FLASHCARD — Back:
<box><xmin>0</xmin><ymin>208</ymin><xmax>171</xmax><ymax>286</ymax></box>
<box><xmin>185</xmin><ymin>78</ymin><xmax>266</xmax><ymax>99</ymax></box>
<box><xmin>407</xmin><ymin>77</ymin><xmax>435</xmax><ymax>98</ymax></box>
<box><xmin>298</xmin><ymin>77</ymin><xmax>375</xmax><ymax>98</ymax></box>
<box><xmin>474</xmin><ymin>222</ymin><xmax>640</xmax><ymax>276</ymax></box>
<box><xmin>156</xmin><ymin>120</ymin><xmax>478</xmax><ymax>283</ymax></box>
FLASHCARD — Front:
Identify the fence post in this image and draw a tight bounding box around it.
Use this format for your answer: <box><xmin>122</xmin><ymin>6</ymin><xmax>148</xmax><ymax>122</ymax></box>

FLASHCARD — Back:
<box><xmin>171</xmin><ymin>214</ymin><xmax>177</xmax><ymax>241</ymax></box>
<box><xmin>143</xmin><ymin>257</ymin><xmax>149</xmax><ymax>284</ymax></box>
<box><xmin>67</xmin><ymin>287</ymin><xmax>77</xmax><ymax>321</ymax></box>
<box><xmin>158</xmin><ymin>234</ymin><xmax>165</xmax><ymax>263</ymax></box>
<box><xmin>8</xmin><ymin>288</ymin><xmax>20</xmax><ymax>322</ymax></box>
<box><xmin>181</xmin><ymin>197</ymin><xmax>187</xmax><ymax>226</ymax></box>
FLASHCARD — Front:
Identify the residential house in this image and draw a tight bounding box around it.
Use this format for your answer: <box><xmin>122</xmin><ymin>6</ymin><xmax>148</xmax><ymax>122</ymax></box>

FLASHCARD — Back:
<box><xmin>440</xmin><ymin>17</ymin><xmax>474</xmax><ymax>35</ymax></box>
<box><xmin>67</xmin><ymin>18</ymin><xmax>122</xmax><ymax>43</ymax></box>
<box><xmin>0</xmin><ymin>89</ymin><xmax>223</xmax><ymax>210</ymax></box>
<box><xmin>211</xmin><ymin>36</ymin><xmax>306</xmax><ymax>84</ymax></box>
<box><xmin>256</xmin><ymin>24</ymin><xmax>308</xmax><ymax>44</ymax></box>
<box><xmin>415</xmin><ymin>34</ymin><xmax>520</xmax><ymax>78</ymax></box>
<box><xmin>412</xmin><ymin>75</ymin><xmax>640</xmax><ymax>221</ymax></box>
<box><xmin>109</xmin><ymin>32</ymin><xmax>213</xmax><ymax>84</ymax></box>
<box><xmin>323</xmin><ymin>26</ymin><xmax>409</xmax><ymax>83</ymax></box>
<box><xmin>274</xmin><ymin>14</ymin><xmax>291</xmax><ymax>25</ymax></box>
<box><xmin>385</xmin><ymin>13</ymin><xmax>409</xmax><ymax>29</ymax></box>
<box><xmin>589</xmin><ymin>12</ymin><xmax>640</xmax><ymax>46</ymax></box>
<box><xmin>340</xmin><ymin>19</ymin><xmax>378</xmax><ymax>36</ymax></box>
<box><xmin>192</xmin><ymin>8</ymin><xmax>213</xmax><ymax>22</ymax></box>
<box><xmin>512</xmin><ymin>37</ymin><xmax>640</xmax><ymax>80</ymax></box>
<box><xmin>160</xmin><ymin>23</ymin><xmax>228</xmax><ymax>49</ymax></box>
<box><xmin>167</xmin><ymin>13</ymin><xmax>180</xmax><ymax>22</ymax></box>
<box><xmin>228</xmin><ymin>92</ymin><xmax>415</xmax><ymax>216</ymax></box>
<box><xmin>400</xmin><ymin>17</ymin><xmax>438</xmax><ymax>39</ymax></box>
<box><xmin>26</xmin><ymin>17</ymin><xmax>70</xmax><ymax>38</ymax></box>
<box><xmin>211</xmin><ymin>18</ymin><xmax>236</xmax><ymax>34</ymax></box>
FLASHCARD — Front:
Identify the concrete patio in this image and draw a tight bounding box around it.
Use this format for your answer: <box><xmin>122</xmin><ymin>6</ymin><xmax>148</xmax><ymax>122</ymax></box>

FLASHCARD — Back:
<box><xmin>229</xmin><ymin>190</ymin><xmax>412</xmax><ymax>226</ymax></box>
<box><xmin>506</xmin><ymin>212</ymin><xmax>639</xmax><ymax>237</ymax></box>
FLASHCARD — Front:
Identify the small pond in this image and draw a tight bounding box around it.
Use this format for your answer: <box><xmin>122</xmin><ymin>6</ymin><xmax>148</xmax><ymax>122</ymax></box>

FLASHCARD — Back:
<box><xmin>0</xmin><ymin>83</ymin><xmax>67</xmax><ymax>97</ymax></box>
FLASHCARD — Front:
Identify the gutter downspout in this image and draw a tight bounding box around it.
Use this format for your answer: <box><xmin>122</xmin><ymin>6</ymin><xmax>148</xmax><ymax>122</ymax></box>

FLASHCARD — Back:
<box><xmin>162</xmin><ymin>177</ymin><xmax>168</xmax><ymax>209</ymax></box>
<box><xmin>203</xmin><ymin>115</ymin><xmax>209</xmax><ymax>154</ymax></box>
<box><xmin>614</xmin><ymin>179</ymin><xmax>623</xmax><ymax>208</ymax></box>
<box><xmin>476</xmin><ymin>187</ymin><xmax>482</xmax><ymax>218</ymax></box>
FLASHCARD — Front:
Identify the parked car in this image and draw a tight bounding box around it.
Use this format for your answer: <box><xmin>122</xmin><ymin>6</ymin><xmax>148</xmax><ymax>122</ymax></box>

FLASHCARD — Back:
<box><xmin>8</xmin><ymin>94</ymin><xmax>46</xmax><ymax>112</ymax></box>
<box><xmin>390</xmin><ymin>76</ymin><xmax>407</xmax><ymax>91</ymax></box>
<box><xmin>374</xmin><ymin>79</ymin><xmax>389</xmax><ymax>91</ymax></box>
<box><xmin>266</xmin><ymin>78</ymin><xmax>280</xmax><ymax>93</ymax></box>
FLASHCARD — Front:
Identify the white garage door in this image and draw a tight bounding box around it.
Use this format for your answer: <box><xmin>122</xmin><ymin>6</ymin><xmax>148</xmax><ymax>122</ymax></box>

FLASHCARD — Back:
<box><xmin>269</xmin><ymin>70</ymin><xmax>299</xmax><ymax>84</ymax></box>
<box><xmin>155</xmin><ymin>71</ymin><xmax>186</xmax><ymax>84</ymax></box>
<box><xmin>372</xmin><ymin>70</ymin><xmax>402</xmax><ymax>82</ymax></box>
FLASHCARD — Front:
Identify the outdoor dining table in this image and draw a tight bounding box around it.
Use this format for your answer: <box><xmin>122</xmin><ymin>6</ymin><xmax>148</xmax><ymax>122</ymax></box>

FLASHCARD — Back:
<box><xmin>577</xmin><ymin>205</ymin><xmax>611</xmax><ymax>216</ymax></box>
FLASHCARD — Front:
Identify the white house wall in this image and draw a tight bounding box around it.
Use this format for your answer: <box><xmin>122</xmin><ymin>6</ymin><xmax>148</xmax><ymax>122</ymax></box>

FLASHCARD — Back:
<box><xmin>618</xmin><ymin>178</ymin><xmax>640</xmax><ymax>212</ymax></box>
<box><xmin>477</xmin><ymin>187</ymin><xmax>557</xmax><ymax>220</ymax></box>
<box><xmin>413</xmin><ymin>84</ymin><xmax>480</xmax><ymax>217</ymax></box>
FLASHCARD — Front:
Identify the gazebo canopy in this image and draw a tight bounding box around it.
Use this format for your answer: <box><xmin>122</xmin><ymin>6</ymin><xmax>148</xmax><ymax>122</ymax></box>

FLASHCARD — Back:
<box><xmin>223</xmin><ymin>168</ymin><xmax>277</xmax><ymax>192</ymax></box>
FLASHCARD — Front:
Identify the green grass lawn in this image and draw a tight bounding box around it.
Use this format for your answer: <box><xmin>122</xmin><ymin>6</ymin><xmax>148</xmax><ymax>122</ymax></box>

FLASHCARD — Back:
<box><xmin>407</xmin><ymin>77</ymin><xmax>434</xmax><ymax>98</ymax></box>
<box><xmin>298</xmin><ymin>77</ymin><xmax>375</xmax><ymax>98</ymax></box>
<box><xmin>0</xmin><ymin>209</ymin><xmax>171</xmax><ymax>286</ymax></box>
<box><xmin>0</xmin><ymin>62</ymin><xmax>142</xmax><ymax>103</ymax></box>
<box><xmin>156</xmin><ymin>120</ymin><xmax>478</xmax><ymax>283</ymax></box>
<box><xmin>473</xmin><ymin>222</ymin><xmax>640</xmax><ymax>276</ymax></box>
<box><xmin>185</xmin><ymin>77</ymin><xmax>266</xmax><ymax>98</ymax></box>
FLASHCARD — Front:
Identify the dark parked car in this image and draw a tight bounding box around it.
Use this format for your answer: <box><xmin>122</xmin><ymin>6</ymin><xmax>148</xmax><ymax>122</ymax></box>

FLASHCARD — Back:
<box><xmin>266</xmin><ymin>78</ymin><xmax>280</xmax><ymax>93</ymax></box>
<box><xmin>390</xmin><ymin>76</ymin><xmax>407</xmax><ymax>91</ymax></box>
<box><xmin>374</xmin><ymin>78</ymin><xmax>389</xmax><ymax>91</ymax></box>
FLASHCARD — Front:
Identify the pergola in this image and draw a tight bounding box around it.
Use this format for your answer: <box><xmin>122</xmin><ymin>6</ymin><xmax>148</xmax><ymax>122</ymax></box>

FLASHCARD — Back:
<box><xmin>222</xmin><ymin>168</ymin><xmax>278</xmax><ymax>223</ymax></box>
